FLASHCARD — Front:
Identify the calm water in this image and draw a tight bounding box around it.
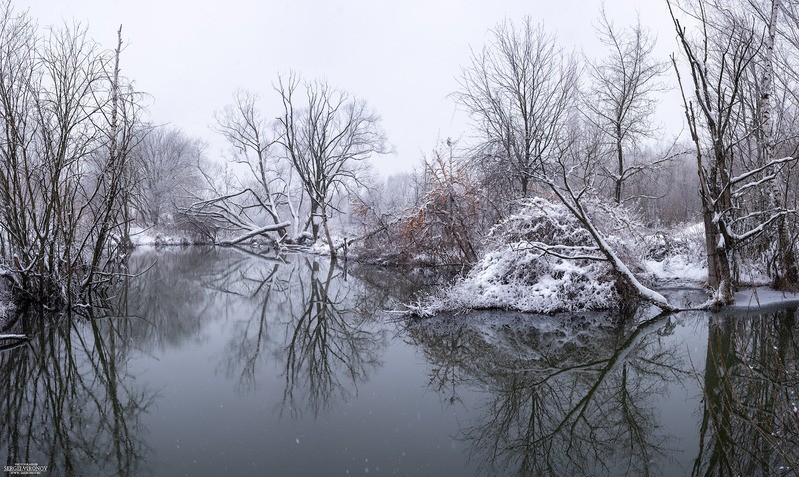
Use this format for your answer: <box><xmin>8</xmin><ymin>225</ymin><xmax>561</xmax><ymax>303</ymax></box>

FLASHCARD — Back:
<box><xmin>1</xmin><ymin>248</ymin><xmax>798</xmax><ymax>476</ymax></box>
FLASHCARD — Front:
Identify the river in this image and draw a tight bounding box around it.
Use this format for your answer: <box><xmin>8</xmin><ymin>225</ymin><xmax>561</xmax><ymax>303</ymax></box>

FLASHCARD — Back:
<box><xmin>0</xmin><ymin>247</ymin><xmax>797</xmax><ymax>476</ymax></box>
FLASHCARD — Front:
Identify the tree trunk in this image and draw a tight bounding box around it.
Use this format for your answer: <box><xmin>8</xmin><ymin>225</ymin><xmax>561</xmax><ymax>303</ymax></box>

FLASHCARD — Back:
<box><xmin>320</xmin><ymin>202</ymin><xmax>337</xmax><ymax>258</ymax></box>
<box><xmin>762</xmin><ymin>0</ymin><xmax>798</xmax><ymax>290</ymax></box>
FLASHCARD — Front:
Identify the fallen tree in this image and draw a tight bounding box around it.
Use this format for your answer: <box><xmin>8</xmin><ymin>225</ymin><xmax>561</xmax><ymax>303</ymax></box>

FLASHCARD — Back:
<box><xmin>409</xmin><ymin>196</ymin><xmax>666</xmax><ymax>315</ymax></box>
<box><xmin>180</xmin><ymin>189</ymin><xmax>290</xmax><ymax>245</ymax></box>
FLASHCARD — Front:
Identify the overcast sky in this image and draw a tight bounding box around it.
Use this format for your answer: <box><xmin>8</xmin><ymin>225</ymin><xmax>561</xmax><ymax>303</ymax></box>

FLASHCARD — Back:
<box><xmin>17</xmin><ymin>0</ymin><xmax>683</xmax><ymax>176</ymax></box>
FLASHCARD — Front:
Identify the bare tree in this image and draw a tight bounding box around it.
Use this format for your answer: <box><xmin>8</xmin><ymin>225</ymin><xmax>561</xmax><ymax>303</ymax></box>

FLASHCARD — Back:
<box><xmin>210</xmin><ymin>89</ymin><xmax>293</xmax><ymax>241</ymax></box>
<box><xmin>583</xmin><ymin>8</ymin><xmax>670</xmax><ymax>204</ymax></box>
<box><xmin>454</xmin><ymin>17</ymin><xmax>578</xmax><ymax>198</ymax></box>
<box><xmin>668</xmin><ymin>0</ymin><xmax>798</xmax><ymax>302</ymax></box>
<box><xmin>275</xmin><ymin>73</ymin><xmax>389</xmax><ymax>257</ymax></box>
<box><xmin>129</xmin><ymin>126</ymin><xmax>206</xmax><ymax>227</ymax></box>
<box><xmin>0</xmin><ymin>2</ymin><xmax>142</xmax><ymax>307</ymax></box>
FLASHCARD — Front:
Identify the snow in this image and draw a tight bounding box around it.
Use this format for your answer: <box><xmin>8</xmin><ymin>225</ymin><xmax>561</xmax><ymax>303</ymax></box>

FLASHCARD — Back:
<box><xmin>414</xmin><ymin>197</ymin><xmax>646</xmax><ymax>315</ymax></box>
<box><xmin>129</xmin><ymin>226</ymin><xmax>201</xmax><ymax>247</ymax></box>
<box><xmin>0</xmin><ymin>334</ymin><xmax>25</xmax><ymax>340</ymax></box>
<box><xmin>643</xmin><ymin>221</ymin><xmax>708</xmax><ymax>284</ymax></box>
<box><xmin>307</xmin><ymin>235</ymin><xmax>350</xmax><ymax>256</ymax></box>
<box><xmin>644</xmin><ymin>255</ymin><xmax>707</xmax><ymax>282</ymax></box>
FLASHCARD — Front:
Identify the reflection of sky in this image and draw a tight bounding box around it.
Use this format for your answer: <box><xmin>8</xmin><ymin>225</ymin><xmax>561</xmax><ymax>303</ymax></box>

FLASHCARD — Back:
<box><xmin>128</xmin><ymin>289</ymin><xmax>478</xmax><ymax>476</ymax></box>
<box><xmin>653</xmin><ymin>317</ymin><xmax>708</xmax><ymax>476</ymax></box>
<box><xmin>5</xmin><ymin>249</ymin><xmax>795</xmax><ymax>476</ymax></box>
<box><xmin>124</xmin><ymin>249</ymin><xmax>481</xmax><ymax>476</ymax></box>
<box><xmin>15</xmin><ymin>0</ymin><xmax>684</xmax><ymax>176</ymax></box>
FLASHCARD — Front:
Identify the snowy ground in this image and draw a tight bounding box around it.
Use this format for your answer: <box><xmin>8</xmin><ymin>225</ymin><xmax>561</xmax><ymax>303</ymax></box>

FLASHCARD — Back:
<box><xmin>644</xmin><ymin>254</ymin><xmax>707</xmax><ymax>283</ymax></box>
<box><xmin>129</xmin><ymin>226</ymin><xmax>207</xmax><ymax>247</ymax></box>
<box><xmin>642</xmin><ymin>222</ymin><xmax>707</xmax><ymax>284</ymax></box>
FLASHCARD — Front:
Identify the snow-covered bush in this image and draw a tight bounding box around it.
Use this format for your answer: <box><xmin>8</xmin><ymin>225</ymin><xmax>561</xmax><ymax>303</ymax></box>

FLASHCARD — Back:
<box><xmin>413</xmin><ymin>197</ymin><xmax>646</xmax><ymax>315</ymax></box>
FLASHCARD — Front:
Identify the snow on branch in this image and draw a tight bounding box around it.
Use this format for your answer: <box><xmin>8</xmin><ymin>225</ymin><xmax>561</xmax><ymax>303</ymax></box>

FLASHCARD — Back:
<box><xmin>729</xmin><ymin>156</ymin><xmax>795</xmax><ymax>186</ymax></box>
<box><xmin>218</xmin><ymin>222</ymin><xmax>292</xmax><ymax>246</ymax></box>
<box><xmin>509</xmin><ymin>242</ymin><xmax>606</xmax><ymax>261</ymax></box>
<box><xmin>731</xmin><ymin>173</ymin><xmax>777</xmax><ymax>198</ymax></box>
<box><xmin>0</xmin><ymin>334</ymin><xmax>26</xmax><ymax>340</ymax></box>
<box><xmin>726</xmin><ymin>209</ymin><xmax>795</xmax><ymax>243</ymax></box>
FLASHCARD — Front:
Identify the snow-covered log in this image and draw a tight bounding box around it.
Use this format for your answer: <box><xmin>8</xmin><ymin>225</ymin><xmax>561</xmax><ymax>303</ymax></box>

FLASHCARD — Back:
<box><xmin>218</xmin><ymin>222</ymin><xmax>292</xmax><ymax>246</ymax></box>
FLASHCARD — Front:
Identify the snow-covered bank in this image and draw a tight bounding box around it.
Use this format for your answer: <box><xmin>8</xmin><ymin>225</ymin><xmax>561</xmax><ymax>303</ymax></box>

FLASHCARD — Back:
<box><xmin>644</xmin><ymin>254</ymin><xmax>707</xmax><ymax>283</ymax></box>
<box><xmin>642</xmin><ymin>222</ymin><xmax>707</xmax><ymax>283</ymax></box>
<box><xmin>405</xmin><ymin>200</ymin><xmax>799</xmax><ymax>317</ymax></box>
<box><xmin>410</xmin><ymin>198</ymin><xmax>646</xmax><ymax>315</ymax></box>
<box><xmin>129</xmin><ymin>226</ymin><xmax>206</xmax><ymax>247</ymax></box>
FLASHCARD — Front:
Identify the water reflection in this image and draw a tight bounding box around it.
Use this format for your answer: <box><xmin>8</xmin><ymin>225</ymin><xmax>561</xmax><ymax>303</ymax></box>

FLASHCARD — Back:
<box><xmin>1</xmin><ymin>249</ymin><xmax>391</xmax><ymax>475</ymax></box>
<box><xmin>124</xmin><ymin>249</ymin><xmax>390</xmax><ymax>416</ymax></box>
<box><xmin>279</xmin><ymin>259</ymin><xmax>385</xmax><ymax>417</ymax></box>
<box><xmin>407</xmin><ymin>311</ymin><xmax>692</xmax><ymax>476</ymax></box>
<box><xmin>3</xmin><ymin>249</ymin><xmax>799</xmax><ymax>476</ymax></box>
<box><xmin>407</xmin><ymin>307</ymin><xmax>799</xmax><ymax>476</ymax></box>
<box><xmin>122</xmin><ymin>247</ymin><xmax>236</xmax><ymax>350</ymax></box>
<box><xmin>197</xmin><ymin>251</ymin><xmax>389</xmax><ymax>416</ymax></box>
<box><xmin>0</xmin><ymin>309</ymin><xmax>155</xmax><ymax>476</ymax></box>
<box><xmin>694</xmin><ymin>309</ymin><xmax>799</xmax><ymax>476</ymax></box>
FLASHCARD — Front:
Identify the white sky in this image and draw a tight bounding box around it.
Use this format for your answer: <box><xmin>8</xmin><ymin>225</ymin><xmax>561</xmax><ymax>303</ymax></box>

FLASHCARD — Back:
<box><xmin>17</xmin><ymin>0</ymin><xmax>684</xmax><ymax>176</ymax></box>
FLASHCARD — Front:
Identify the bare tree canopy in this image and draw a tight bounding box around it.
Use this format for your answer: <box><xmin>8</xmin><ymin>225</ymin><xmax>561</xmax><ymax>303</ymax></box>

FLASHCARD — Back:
<box><xmin>129</xmin><ymin>125</ymin><xmax>206</xmax><ymax>226</ymax></box>
<box><xmin>583</xmin><ymin>8</ymin><xmax>670</xmax><ymax>204</ymax></box>
<box><xmin>454</xmin><ymin>17</ymin><xmax>578</xmax><ymax>198</ymax></box>
<box><xmin>276</xmin><ymin>73</ymin><xmax>389</xmax><ymax>256</ymax></box>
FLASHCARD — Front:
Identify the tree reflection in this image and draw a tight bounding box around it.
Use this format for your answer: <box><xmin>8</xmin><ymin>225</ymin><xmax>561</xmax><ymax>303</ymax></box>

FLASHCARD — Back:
<box><xmin>0</xmin><ymin>307</ymin><xmax>155</xmax><ymax>476</ymax></box>
<box><xmin>209</xmin><ymin>253</ymin><xmax>388</xmax><ymax>417</ymax></box>
<box><xmin>0</xmin><ymin>249</ymin><xmax>394</xmax><ymax>474</ymax></box>
<box><xmin>693</xmin><ymin>308</ymin><xmax>799</xmax><ymax>476</ymax></box>
<box><xmin>280</xmin><ymin>258</ymin><xmax>386</xmax><ymax>417</ymax></box>
<box><xmin>122</xmin><ymin>247</ymin><xmax>236</xmax><ymax>351</ymax></box>
<box><xmin>407</xmin><ymin>311</ymin><xmax>689</xmax><ymax>476</ymax></box>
